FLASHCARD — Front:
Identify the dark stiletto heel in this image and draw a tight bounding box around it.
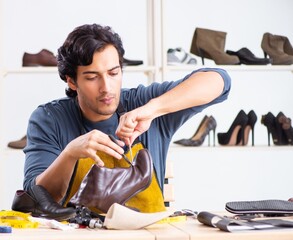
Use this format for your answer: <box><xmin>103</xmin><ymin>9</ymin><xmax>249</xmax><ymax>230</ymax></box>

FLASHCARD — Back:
<box><xmin>217</xmin><ymin>110</ymin><xmax>248</xmax><ymax>146</ymax></box>
<box><xmin>174</xmin><ymin>115</ymin><xmax>217</xmax><ymax>147</ymax></box>
<box><xmin>261</xmin><ymin>112</ymin><xmax>288</xmax><ymax>146</ymax></box>
<box><xmin>277</xmin><ymin>112</ymin><xmax>293</xmax><ymax>145</ymax></box>
<box><xmin>239</xmin><ymin>110</ymin><xmax>257</xmax><ymax>146</ymax></box>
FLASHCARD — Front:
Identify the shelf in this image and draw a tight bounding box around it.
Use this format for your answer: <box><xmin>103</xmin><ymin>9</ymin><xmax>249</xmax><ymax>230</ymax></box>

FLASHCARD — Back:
<box><xmin>0</xmin><ymin>65</ymin><xmax>157</xmax><ymax>77</ymax></box>
<box><xmin>169</xmin><ymin>145</ymin><xmax>293</xmax><ymax>152</ymax></box>
<box><xmin>163</xmin><ymin>65</ymin><xmax>293</xmax><ymax>72</ymax></box>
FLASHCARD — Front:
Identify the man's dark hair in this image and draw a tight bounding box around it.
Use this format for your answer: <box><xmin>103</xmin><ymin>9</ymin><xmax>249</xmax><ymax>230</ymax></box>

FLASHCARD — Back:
<box><xmin>57</xmin><ymin>24</ymin><xmax>125</xmax><ymax>97</ymax></box>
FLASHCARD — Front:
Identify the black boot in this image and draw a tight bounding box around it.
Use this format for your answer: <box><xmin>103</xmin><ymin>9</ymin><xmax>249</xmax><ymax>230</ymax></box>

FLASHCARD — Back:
<box><xmin>12</xmin><ymin>185</ymin><xmax>76</xmax><ymax>221</ymax></box>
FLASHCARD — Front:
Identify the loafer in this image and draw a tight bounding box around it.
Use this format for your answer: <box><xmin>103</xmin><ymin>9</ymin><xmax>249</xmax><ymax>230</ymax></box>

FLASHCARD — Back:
<box><xmin>11</xmin><ymin>186</ymin><xmax>76</xmax><ymax>221</ymax></box>
<box><xmin>22</xmin><ymin>49</ymin><xmax>57</xmax><ymax>67</ymax></box>
<box><xmin>226</xmin><ymin>48</ymin><xmax>272</xmax><ymax>65</ymax></box>
<box><xmin>123</xmin><ymin>58</ymin><xmax>143</xmax><ymax>66</ymax></box>
<box><xmin>7</xmin><ymin>135</ymin><xmax>27</xmax><ymax>149</ymax></box>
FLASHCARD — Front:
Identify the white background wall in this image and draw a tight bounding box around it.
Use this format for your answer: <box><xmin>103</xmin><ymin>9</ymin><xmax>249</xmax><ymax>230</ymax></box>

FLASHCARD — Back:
<box><xmin>0</xmin><ymin>0</ymin><xmax>293</xmax><ymax>211</ymax></box>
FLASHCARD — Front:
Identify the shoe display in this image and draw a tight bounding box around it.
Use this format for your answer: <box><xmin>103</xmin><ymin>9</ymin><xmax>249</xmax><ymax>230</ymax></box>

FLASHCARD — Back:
<box><xmin>7</xmin><ymin>135</ymin><xmax>27</xmax><ymax>149</ymax></box>
<box><xmin>226</xmin><ymin>48</ymin><xmax>271</xmax><ymax>65</ymax></box>
<box><xmin>237</xmin><ymin>110</ymin><xmax>257</xmax><ymax>146</ymax></box>
<box><xmin>173</xmin><ymin>115</ymin><xmax>217</xmax><ymax>146</ymax></box>
<box><xmin>11</xmin><ymin>185</ymin><xmax>76</xmax><ymax>221</ymax></box>
<box><xmin>261</xmin><ymin>112</ymin><xmax>288</xmax><ymax>146</ymax></box>
<box><xmin>22</xmin><ymin>49</ymin><xmax>57</xmax><ymax>67</ymax></box>
<box><xmin>167</xmin><ymin>48</ymin><xmax>197</xmax><ymax>65</ymax></box>
<box><xmin>276</xmin><ymin>112</ymin><xmax>293</xmax><ymax>145</ymax></box>
<box><xmin>123</xmin><ymin>58</ymin><xmax>143</xmax><ymax>66</ymax></box>
<box><xmin>217</xmin><ymin>110</ymin><xmax>249</xmax><ymax>146</ymax></box>
<box><xmin>261</xmin><ymin>33</ymin><xmax>293</xmax><ymax>65</ymax></box>
<box><xmin>190</xmin><ymin>27</ymin><xmax>240</xmax><ymax>65</ymax></box>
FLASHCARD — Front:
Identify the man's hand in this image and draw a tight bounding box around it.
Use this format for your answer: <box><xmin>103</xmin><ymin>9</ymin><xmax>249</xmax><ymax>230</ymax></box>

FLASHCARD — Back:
<box><xmin>64</xmin><ymin>130</ymin><xmax>125</xmax><ymax>167</ymax></box>
<box><xmin>115</xmin><ymin>107</ymin><xmax>153</xmax><ymax>146</ymax></box>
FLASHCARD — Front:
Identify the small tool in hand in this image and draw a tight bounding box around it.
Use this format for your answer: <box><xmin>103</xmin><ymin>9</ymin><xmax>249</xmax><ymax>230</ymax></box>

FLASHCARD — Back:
<box><xmin>108</xmin><ymin>135</ymin><xmax>132</xmax><ymax>165</ymax></box>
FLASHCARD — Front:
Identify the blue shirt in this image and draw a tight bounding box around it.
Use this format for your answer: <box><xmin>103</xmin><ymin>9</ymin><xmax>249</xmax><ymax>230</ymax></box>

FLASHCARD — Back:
<box><xmin>23</xmin><ymin>68</ymin><xmax>231</xmax><ymax>194</ymax></box>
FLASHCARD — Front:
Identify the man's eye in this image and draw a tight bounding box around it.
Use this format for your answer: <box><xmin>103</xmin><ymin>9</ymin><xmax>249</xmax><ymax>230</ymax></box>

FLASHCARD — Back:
<box><xmin>86</xmin><ymin>76</ymin><xmax>97</xmax><ymax>80</ymax></box>
<box><xmin>109</xmin><ymin>72</ymin><xmax>118</xmax><ymax>76</ymax></box>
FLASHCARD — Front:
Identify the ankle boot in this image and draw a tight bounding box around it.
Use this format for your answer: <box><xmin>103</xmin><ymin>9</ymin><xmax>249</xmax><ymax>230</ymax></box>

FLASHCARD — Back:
<box><xmin>190</xmin><ymin>27</ymin><xmax>240</xmax><ymax>65</ymax></box>
<box><xmin>261</xmin><ymin>33</ymin><xmax>293</xmax><ymax>65</ymax></box>
<box><xmin>283</xmin><ymin>36</ymin><xmax>293</xmax><ymax>56</ymax></box>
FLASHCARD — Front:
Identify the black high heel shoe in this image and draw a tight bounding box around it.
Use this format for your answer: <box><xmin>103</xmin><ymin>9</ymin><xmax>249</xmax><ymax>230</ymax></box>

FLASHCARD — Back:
<box><xmin>261</xmin><ymin>112</ymin><xmax>288</xmax><ymax>146</ymax></box>
<box><xmin>173</xmin><ymin>115</ymin><xmax>217</xmax><ymax>146</ymax></box>
<box><xmin>276</xmin><ymin>112</ymin><xmax>293</xmax><ymax>145</ymax></box>
<box><xmin>217</xmin><ymin>110</ymin><xmax>248</xmax><ymax>146</ymax></box>
<box><xmin>237</xmin><ymin>110</ymin><xmax>257</xmax><ymax>146</ymax></box>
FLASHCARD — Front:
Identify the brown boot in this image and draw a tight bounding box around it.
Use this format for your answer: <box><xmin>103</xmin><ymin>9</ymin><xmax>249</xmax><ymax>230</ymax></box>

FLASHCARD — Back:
<box><xmin>261</xmin><ymin>32</ymin><xmax>293</xmax><ymax>65</ymax></box>
<box><xmin>190</xmin><ymin>27</ymin><xmax>240</xmax><ymax>65</ymax></box>
<box><xmin>283</xmin><ymin>36</ymin><xmax>293</xmax><ymax>56</ymax></box>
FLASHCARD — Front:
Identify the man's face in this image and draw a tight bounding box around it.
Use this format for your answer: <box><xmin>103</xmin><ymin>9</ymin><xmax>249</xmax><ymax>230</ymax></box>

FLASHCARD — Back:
<box><xmin>68</xmin><ymin>45</ymin><xmax>122</xmax><ymax>122</ymax></box>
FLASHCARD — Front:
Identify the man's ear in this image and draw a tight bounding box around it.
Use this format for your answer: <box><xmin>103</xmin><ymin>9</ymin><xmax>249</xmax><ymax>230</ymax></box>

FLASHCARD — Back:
<box><xmin>66</xmin><ymin>76</ymin><xmax>77</xmax><ymax>90</ymax></box>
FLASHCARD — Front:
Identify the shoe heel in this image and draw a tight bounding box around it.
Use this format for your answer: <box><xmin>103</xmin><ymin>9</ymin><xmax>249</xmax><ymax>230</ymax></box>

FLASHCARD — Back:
<box><xmin>212</xmin><ymin>128</ymin><xmax>216</xmax><ymax>146</ymax></box>
<box><xmin>198</xmin><ymin>48</ymin><xmax>205</xmax><ymax>65</ymax></box>
<box><xmin>217</xmin><ymin>110</ymin><xmax>249</xmax><ymax>146</ymax></box>
<box><xmin>173</xmin><ymin>116</ymin><xmax>216</xmax><ymax>147</ymax></box>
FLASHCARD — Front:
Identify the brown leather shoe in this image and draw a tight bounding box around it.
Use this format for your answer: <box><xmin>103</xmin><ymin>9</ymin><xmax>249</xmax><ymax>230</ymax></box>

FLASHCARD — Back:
<box><xmin>11</xmin><ymin>186</ymin><xmax>76</xmax><ymax>221</ymax></box>
<box><xmin>7</xmin><ymin>135</ymin><xmax>27</xmax><ymax>149</ymax></box>
<box><xmin>22</xmin><ymin>49</ymin><xmax>57</xmax><ymax>66</ymax></box>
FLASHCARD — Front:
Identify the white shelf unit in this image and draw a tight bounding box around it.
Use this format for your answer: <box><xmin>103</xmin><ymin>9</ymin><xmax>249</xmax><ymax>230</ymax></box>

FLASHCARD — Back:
<box><xmin>158</xmin><ymin>0</ymin><xmax>293</xmax><ymax>212</ymax></box>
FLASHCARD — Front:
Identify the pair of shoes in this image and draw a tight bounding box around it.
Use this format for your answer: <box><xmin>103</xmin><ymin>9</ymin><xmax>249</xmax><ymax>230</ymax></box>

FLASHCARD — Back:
<box><xmin>7</xmin><ymin>135</ymin><xmax>27</xmax><ymax>149</ymax></box>
<box><xmin>190</xmin><ymin>27</ymin><xmax>240</xmax><ymax>65</ymax></box>
<box><xmin>123</xmin><ymin>58</ymin><xmax>143</xmax><ymax>66</ymax></box>
<box><xmin>167</xmin><ymin>48</ymin><xmax>197</xmax><ymax>65</ymax></box>
<box><xmin>226</xmin><ymin>48</ymin><xmax>272</xmax><ymax>65</ymax></box>
<box><xmin>11</xmin><ymin>185</ymin><xmax>76</xmax><ymax>221</ymax></box>
<box><xmin>217</xmin><ymin>110</ymin><xmax>257</xmax><ymax>146</ymax></box>
<box><xmin>261</xmin><ymin>33</ymin><xmax>293</xmax><ymax>65</ymax></box>
<box><xmin>173</xmin><ymin>115</ymin><xmax>217</xmax><ymax>146</ymax></box>
<box><xmin>277</xmin><ymin>112</ymin><xmax>293</xmax><ymax>145</ymax></box>
<box><xmin>22</xmin><ymin>49</ymin><xmax>57</xmax><ymax>66</ymax></box>
<box><xmin>261</xmin><ymin>112</ymin><xmax>292</xmax><ymax>146</ymax></box>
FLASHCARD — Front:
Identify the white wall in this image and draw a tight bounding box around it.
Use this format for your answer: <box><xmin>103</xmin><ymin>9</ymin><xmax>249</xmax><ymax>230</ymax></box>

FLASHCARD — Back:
<box><xmin>0</xmin><ymin>0</ymin><xmax>293</xmax><ymax>211</ymax></box>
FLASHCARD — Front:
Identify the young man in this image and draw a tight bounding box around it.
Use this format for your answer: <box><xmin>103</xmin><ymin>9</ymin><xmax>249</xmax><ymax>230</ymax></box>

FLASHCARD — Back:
<box><xmin>23</xmin><ymin>24</ymin><xmax>231</xmax><ymax>210</ymax></box>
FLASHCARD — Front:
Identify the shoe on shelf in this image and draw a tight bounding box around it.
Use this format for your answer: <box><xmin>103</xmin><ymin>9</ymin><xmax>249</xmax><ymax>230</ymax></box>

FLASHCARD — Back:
<box><xmin>123</xmin><ymin>58</ymin><xmax>143</xmax><ymax>66</ymax></box>
<box><xmin>217</xmin><ymin>110</ymin><xmax>249</xmax><ymax>146</ymax></box>
<box><xmin>261</xmin><ymin>112</ymin><xmax>288</xmax><ymax>146</ymax></box>
<box><xmin>7</xmin><ymin>135</ymin><xmax>27</xmax><ymax>149</ymax></box>
<box><xmin>261</xmin><ymin>33</ymin><xmax>293</xmax><ymax>65</ymax></box>
<box><xmin>226</xmin><ymin>48</ymin><xmax>272</xmax><ymax>65</ymax></box>
<box><xmin>190</xmin><ymin>27</ymin><xmax>240</xmax><ymax>65</ymax></box>
<box><xmin>22</xmin><ymin>49</ymin><xmax>57</xmax><ymax>67</ymax></box>
<box><xmin>167</xmin><ymin>48</ymin><xmax>197</xmax><ymax>65</ymax></box>
<box><xmin>173</xmin><ymin>115</ymin><xmax>217</xmax><ymax>146</ymax></box>
<box><xmin>237</xmin><ymin>110</ymin><xmax>257</xmax><ymax>146</ymax></box>
<box><xmin>276</xmin><ymin>111</ymin><xmax>293</xmax><ymax>145</ymax></box>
